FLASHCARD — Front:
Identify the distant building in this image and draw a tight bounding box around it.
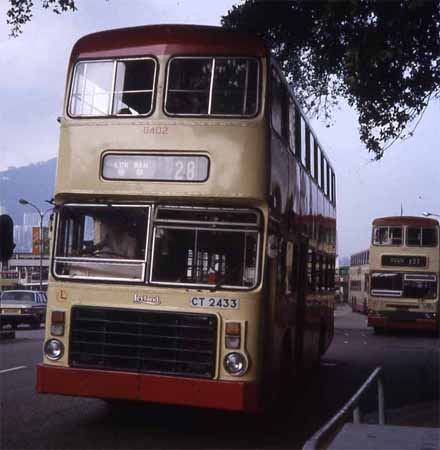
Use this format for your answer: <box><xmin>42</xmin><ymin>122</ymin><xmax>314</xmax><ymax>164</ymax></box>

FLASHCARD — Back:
<box><xmin>14</xmin><ymin>224</ymin><xmax>33</xmax><ymax>252</ymax></box>
<box><xmin>23</xmin><ymin>212</ymin><xmax>40</xmax><ymax>226</ymax></box>
<box><xmin>1</xmin><ymin>253</ymin><xmax>49</xmax><ymax>291</ymax></box>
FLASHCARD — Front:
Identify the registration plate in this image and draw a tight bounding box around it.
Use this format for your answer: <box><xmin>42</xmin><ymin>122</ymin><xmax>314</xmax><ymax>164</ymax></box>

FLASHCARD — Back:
<box><xmin>190</xmin><ymin>297</ymin><xmax>240</xmax><ymax>310</ymax></box>
<box><xmin>2</xmin><ymin>309</ymin><xmax>21</xmax><ymax>314</ymax></box>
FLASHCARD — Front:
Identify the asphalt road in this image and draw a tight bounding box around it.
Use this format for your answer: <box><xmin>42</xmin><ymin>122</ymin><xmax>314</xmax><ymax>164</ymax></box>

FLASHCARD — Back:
<box><xmin>1</xmin><ymin>307</ymin><xmax>438</xmax><ymax>450</ymax></box>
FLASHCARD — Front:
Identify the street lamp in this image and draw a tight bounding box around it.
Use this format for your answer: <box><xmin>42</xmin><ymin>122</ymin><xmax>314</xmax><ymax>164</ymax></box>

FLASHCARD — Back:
<box><xmin>422</xmin><ymin>212</ymin><xmax>440</xmax><ymax>219</ymax></box>
<box><xmin>18</xmin><ymin>198</ymin><xmax>52</xmax><ymax>291</ymax></box>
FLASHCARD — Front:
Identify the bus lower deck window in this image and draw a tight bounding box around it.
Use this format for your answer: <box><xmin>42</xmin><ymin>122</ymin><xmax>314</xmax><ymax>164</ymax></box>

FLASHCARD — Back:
<box><xmin>151</xmin><ymin>227</ymin><xmax>258</xmax><ymax>288</ymax></box>
<box><xmin>371</xmin><ymin>272</ymin><xmax>437</xmax><ymax>299</ymax></box>
<box><xmin>54</xmin><ymin>205</ymin><xmax>149</xmax><ymax>281</ymax></box>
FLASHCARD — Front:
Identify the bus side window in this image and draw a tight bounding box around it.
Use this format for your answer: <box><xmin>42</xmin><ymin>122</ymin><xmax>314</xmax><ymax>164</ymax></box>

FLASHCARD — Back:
<box><xmin>307</xmin><ymin>249</ymin><xmax>314</xmax><ymax>291</ymax></box>
<box><xmin>301</xmin><ymin>119</ymin><xmax>307</xmax><ymax>167</ymax></box>
<box><xmin>329</xmin><ymin>256</ymin><xmax>335</xmax><ymax>289</ymax></box>
<box><xmin>314</xmin><ymin>142</ymin><xmax>319</xmax><ymax>184</ymax></box>
<box><xmin>286</xmin><ymin>241</ymin><xmax>295</xmax><ymax>294</ymax></box>
<box><xmin>288</xmin><ymin>99</ymin><xmax>296</xmax><ymax>154</ymax></box>
<box><xmin>309</xmin><ymin>133</ymin><xmax>314</xmax><ymax>177</ymax></box>
<box><xmin>271</xmin><ymin>69</ymin><xmax>284</xmax><ymax>138</ymax></box>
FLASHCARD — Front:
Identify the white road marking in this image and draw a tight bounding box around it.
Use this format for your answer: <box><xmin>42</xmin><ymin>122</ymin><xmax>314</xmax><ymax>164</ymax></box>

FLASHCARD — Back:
<box><xmin>0</xmin><ymin>366</ymin><xmax>27</xmax><ymax>374</ymax></box>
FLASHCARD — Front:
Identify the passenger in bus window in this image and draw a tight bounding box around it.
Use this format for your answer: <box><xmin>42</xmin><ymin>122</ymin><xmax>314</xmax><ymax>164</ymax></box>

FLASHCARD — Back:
<box><xmin>93</xmin><ymin>217</ymin><xmax>137</xmax><ymax>259</ymax></box>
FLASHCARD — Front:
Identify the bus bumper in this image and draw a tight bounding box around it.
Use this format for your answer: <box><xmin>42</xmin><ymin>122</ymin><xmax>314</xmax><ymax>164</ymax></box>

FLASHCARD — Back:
<box><xmin>36</xmin><ymin>364</ymin><xmax>259</xmax><ymax>412</ymax></box>
<box><xmin>368</xmin><ymin>316</ymin><xmax>437</xmax><ymax>331</ymax></box>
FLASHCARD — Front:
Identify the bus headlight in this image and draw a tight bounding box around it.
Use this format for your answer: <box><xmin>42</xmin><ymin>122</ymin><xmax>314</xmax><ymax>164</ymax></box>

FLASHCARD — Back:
<box><xmin>44</xmin><ymin>339</ymin><xmax>64</xmax><ymax>360</ymax></box>
<box><xmin>224</xmin><ymin>352</ymin><xmax>247</xmax><ymax>376</ymax></box>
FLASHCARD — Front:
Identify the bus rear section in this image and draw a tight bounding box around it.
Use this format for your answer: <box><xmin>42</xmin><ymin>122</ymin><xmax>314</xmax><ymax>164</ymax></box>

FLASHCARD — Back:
<box><xmin>367</xmin><ymin>216</ymin><xmax>439</xmax><ymax>332</ymax></box>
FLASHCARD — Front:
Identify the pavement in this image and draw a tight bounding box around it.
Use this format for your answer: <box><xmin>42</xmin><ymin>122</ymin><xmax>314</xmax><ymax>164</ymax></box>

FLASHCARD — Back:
<box><xmin>335</xmin><ymin>302</ymin><xmax>439</xmax><ymax>428</ymax></box>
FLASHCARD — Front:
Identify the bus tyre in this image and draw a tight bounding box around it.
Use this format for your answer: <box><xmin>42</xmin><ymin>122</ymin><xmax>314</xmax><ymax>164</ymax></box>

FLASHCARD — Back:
<box><xmin>373</xmin><ymin>327</ymin><xmax>383</xmax><ymax>335</ymax></box>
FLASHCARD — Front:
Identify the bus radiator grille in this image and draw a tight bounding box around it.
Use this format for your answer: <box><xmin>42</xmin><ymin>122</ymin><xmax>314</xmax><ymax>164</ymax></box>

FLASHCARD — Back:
<box><xmin>69</xmin><ymin>306</ymin><xmax>218</xmax><ymax>379</ymax></box>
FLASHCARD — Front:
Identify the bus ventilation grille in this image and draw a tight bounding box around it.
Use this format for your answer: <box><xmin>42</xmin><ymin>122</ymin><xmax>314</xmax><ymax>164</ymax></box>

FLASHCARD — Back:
<box><xmin>69</xmin><ymin>306</ymin><xmax>217</xmax><ymax>379</ymax></box>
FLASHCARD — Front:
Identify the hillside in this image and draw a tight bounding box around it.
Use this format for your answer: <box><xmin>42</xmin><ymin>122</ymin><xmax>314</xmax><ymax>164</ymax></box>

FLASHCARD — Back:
<box><xmin>0</xmin><ymin>159</ymin><xmax>57</xmax><ymax>226</ymax></box>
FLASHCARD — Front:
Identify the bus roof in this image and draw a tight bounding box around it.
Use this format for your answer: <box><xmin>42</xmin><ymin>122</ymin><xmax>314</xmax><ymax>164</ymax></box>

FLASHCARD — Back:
<box><xmin>70</xmin><ymin>24</ymin><xmax>267</xmax><ymax>63</ymax></box>
<box><xmin>372</xmin><ymin>216</ymin><xmax>439</xmax><ymax>227</ymax></box>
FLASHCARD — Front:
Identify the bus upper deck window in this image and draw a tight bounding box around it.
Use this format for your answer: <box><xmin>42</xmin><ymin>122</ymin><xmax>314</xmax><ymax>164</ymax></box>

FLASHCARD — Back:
<box><xmin>166</xmin><ymin>58</ymin><xmax>212</xmax><ymax>115</ymax></box>
<box><xmin>70</xmin><ymin>61</ymin><xmax>113</xmax><ymax>116</ymax></box>
<box><xmin>373</xmin><ymin>226</ymin><xmax>402</xmax><ymax>245</ymax></box>
<box><xmin>113</xmin><ymin>59</ymin><xmax>155</xmax><ymax>115</ymax></box>
<box><xmin>212</xmin><ymin>59</ymin><xmax>258</xmax><ymax>115</ymax></box>
<box><xmin>407</xmin><ymin>227</ymin><xmax>438</xmax><ymax>246</ymax></box>
<box><xmin>166</xmin><ymin>57</ymin><xmax>259</xmax><ymax>117</ymax></box>
<box><xmin>69</xmin><ymin>58</ymin><xmax>156</xmax><ymax>117</ymax></box>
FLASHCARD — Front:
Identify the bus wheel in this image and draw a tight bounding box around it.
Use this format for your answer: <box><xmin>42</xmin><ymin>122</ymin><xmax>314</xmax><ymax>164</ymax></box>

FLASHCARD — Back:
<box><xmin>374</xmin><ymin>327</ymin><xmax>383</xmax><ymax>334</ymax></box>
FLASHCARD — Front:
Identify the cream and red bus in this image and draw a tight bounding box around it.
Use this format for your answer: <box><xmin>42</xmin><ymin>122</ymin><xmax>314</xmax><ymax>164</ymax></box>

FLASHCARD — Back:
<box><xmin>348</xmin><ymin>250</ymin><xmax>369</xmax><ymax>314</ymax></box>
<box><xmin>36</xmin><ymin>25</ymin><xmax>337</xmax><ymax>412</ymax></box>
<box><xmin>368</xmin><ymin>216</ymin><xmax>439</xmax><ymax>333</ymax></box>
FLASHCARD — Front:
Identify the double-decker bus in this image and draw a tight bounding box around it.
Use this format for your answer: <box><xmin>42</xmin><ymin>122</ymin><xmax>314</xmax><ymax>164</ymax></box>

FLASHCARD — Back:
<box><xmin>368</xmin><ymin>216</ymin><xmax>439</xmax><ymax>333</ymax></box>
<box><xmin>36</xmin><ymin>25</ymin><xmax>337</xmax><ymax>412</ymax></box>
<box><xmin>348</xmin><ymin>250</ymin><xmax>369</xmax><ymax>314</ymax></box>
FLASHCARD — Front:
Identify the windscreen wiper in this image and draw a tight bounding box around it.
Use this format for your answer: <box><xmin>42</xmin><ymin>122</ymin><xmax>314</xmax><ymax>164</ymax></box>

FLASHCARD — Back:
<box><xmin>209</xmin><ymin>262</ymin><xmax>243</xmax><ymax>292</ymax></box>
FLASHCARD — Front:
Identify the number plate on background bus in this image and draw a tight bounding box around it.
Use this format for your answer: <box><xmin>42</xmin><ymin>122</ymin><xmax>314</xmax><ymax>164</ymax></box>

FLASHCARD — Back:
<box><xmin>190</xmin><ymin>297</ymin><xmax>240</xmax><ymax>309</ymax></box>
<box><xmin>102</xmin><ymin>154</ymin><xmax>209</xmax><ymax>182</ymax></box>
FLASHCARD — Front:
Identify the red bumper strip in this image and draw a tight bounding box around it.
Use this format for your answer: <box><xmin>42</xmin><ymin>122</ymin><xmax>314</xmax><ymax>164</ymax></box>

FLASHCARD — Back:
<box><xmin>368</xmin><ymin>317</ymin><xmax>437</xmax><ymax>330</ymax></box>
<box><xmin>36</xmin><ymin>364</ymin><xmax>259</xmax><ymax>412</ymax></box>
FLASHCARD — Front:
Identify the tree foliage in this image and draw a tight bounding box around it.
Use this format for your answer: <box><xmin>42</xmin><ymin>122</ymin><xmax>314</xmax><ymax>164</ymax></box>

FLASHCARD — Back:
<box><xmin>223</xmin><ymin>1</ymin><xmax>440</xmax><ymax>158</ymax></box>
<box><xmin>6</xmin><ymin>0</ymin><xmax>77</xmax><ymax>37</ymax></box>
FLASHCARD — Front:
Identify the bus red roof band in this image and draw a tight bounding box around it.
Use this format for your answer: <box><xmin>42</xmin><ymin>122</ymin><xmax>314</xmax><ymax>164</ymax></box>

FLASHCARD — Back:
<box><xmin>70</xmin><ymin>25</ymin><xmax>267</xmax><ymax>63</ymax></box>
<box><xmin>372</xmin><ymin>216</ymin><xmax>439</xmax><ymax>226</ymax></box>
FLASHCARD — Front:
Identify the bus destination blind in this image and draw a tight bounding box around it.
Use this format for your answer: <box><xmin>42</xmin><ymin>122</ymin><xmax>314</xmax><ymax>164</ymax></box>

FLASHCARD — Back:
<box><xmin>381</xmin><ymin>255</ymin><xmax>427</xmax><ymax>267</ymax></box>
<box><xmin>102</xmin><ymin>154</ymin><xmax>209</xmax><ymax>182</ymax></box>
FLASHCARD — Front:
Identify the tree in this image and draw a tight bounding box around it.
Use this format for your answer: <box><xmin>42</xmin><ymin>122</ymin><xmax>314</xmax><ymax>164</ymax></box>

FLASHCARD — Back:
<box><xmin>7</xmin><ymin>0</ymin><xmax>77</xmax><ymax>37</ymax></box>
<box><xmin>222</xmin><ymin>1</ymin><xmax>440</xmax><ymax>158</ymax></box>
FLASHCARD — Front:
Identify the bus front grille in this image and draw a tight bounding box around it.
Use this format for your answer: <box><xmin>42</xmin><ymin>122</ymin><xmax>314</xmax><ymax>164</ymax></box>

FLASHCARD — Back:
<box><xmin>69</xmin><ymin>306</ymin><xmax>217</xmax><ymax>379</ymax></box>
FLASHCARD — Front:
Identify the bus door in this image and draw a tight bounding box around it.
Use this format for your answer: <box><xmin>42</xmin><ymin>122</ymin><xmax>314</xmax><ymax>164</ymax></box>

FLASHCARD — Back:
<box><xmin>264</xmin><ymin>226</ymin><xmax>292</xmax><ymax>381</ymax></box>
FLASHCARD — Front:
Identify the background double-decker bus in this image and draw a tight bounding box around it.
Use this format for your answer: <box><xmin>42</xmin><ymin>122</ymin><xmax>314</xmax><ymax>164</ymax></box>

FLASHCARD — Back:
<box><xmin>368</xmin><ymin>216</ymin><xmax>439</xmax><ymax>333</ymax></box>
<box><xmin>36</xmin><ymin>24</ymin><xmax>336</xmax><ymax>412</ymax></box>
<box><xmin>348</xmin><ymin>250</ymin><xmax>369</xmax><ymax>314</ymax></box>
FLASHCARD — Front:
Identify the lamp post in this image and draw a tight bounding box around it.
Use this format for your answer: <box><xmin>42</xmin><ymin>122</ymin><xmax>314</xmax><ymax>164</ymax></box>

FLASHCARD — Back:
<box><xmin>422</xmin><ymin>212</ymin><xmax>440</xmax><ymax>219</ymax></box>
<box><xmin>18</xmin><ymin>199</ymin><xmax>52</xmax><ymax>291</ymax></box>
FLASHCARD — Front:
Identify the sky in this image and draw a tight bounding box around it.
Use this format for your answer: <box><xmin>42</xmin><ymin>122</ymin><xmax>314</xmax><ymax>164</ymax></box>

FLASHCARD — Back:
<box><xmin>1</xmin><ymin>0</ymin><xmax>439</xmax><ymax>259</ymax></box>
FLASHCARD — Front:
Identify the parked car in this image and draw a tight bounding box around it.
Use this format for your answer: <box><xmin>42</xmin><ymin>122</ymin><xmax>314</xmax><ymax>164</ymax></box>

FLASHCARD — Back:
<box><xmin>0</xmin><ymin>290</ymin><xmax>47</xmax><ymax>329</ymax></box>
